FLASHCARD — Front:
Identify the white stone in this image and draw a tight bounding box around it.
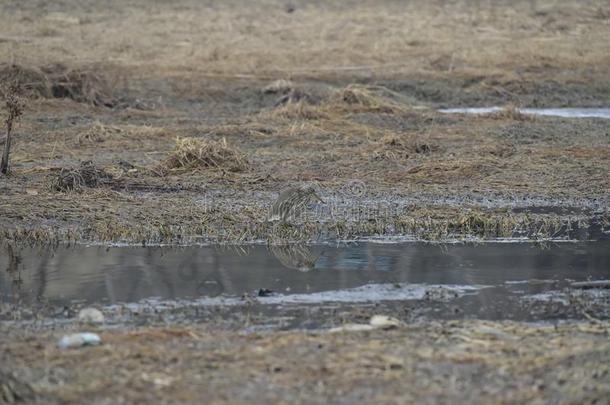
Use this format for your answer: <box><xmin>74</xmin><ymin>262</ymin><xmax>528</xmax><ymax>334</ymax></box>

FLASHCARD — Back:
<box><xmin>369</xmin><ymin>315</ymin><xmax>401</xmax><ymax>329</ymax></box>
<box><xmin>57</xmin><ymin>333</ymin><xmax>101</xmax><ymax>349</ymax></box>
<box><xmin>77</xmin><ymin>307</ymin><xmax>105</xmax><ymax>324</ymax></box>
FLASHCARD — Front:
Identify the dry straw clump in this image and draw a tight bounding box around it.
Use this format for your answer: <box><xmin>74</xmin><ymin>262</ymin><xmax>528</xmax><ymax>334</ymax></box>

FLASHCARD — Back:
<box><xmin>159</xmin><ymin>137</ymin><xmax>248</xmax><ymax>173</ymax></box>
<box><xmin>76</xmin><ymin>122</ymin><xmax>123</xmax><ymax>144</ymax></box>
<box><xmin>0</xmin><ymin>63</ymin><xmax>116</xmax><ymax>107</ymax></box>
<box><xmin>266</xmin><ymin>100</ymin><xmax>329</xmax><ymax>120</ymax></box>
<box><xmin>331</xmin><ymin>85</ymin><xmax>411</xmax><ymax>114</ymax></box>
<box><xmin>50</xmin><ymin>161</ymin><xmax>113</xmax><ymax>192</ymax></box>
<box><xmin>371</xmin><ymin>133</ymin><xmax>437</xmax><ymax>160</ymax></box>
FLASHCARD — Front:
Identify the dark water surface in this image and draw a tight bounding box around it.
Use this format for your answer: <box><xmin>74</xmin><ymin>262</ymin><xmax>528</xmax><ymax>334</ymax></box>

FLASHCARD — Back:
<box><xmin>1</xmin><ymin>241</ymin><xmax>609</xmax><ymax>323</ymax></box>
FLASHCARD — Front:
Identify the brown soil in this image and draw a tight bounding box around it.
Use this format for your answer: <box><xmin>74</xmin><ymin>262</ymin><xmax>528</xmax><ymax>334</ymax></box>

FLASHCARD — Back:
<box><xmin>1</xmin><ymin>320</ymin><xmax>609</xmax><ymax>404</ymax></box>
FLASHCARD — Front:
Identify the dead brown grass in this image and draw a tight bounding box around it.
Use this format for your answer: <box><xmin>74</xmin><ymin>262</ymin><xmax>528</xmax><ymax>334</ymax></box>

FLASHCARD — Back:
<box><xmin>0</xmin><ymin>63</ymin><xmax>116</xmax><ymax>106</ymax></box>
<box><xmin>370</xmin><ymin>133</ymin><xmax>437</xmax><ymax>161</ymax></box>
<box><xmin>330</xmin><ymin>85</ymin><xmax>412</xmax><ymax>114</ymax></box>
<box><xmin>0</xmin><ymin>1</ymin><xmax>607</xmax><ymax>245</ymax></box>
<box><xmin>50</xmin><ymin>161</ymin><xmax>113</xmax><ymax>192</ymax></box>
<box><xmin>158</xmin><ymin>137</ymin><xmax>249</xmax><ymax>174</ymax></box>
<box><xmin>2</xmin><ymin>321</ymin><xmax>609</xmax><ymax>403</ymax></box>
<box><xmin>2</xmin><ymin>0</ymin><xmax>607</xmax><ymax>82</ymax></box>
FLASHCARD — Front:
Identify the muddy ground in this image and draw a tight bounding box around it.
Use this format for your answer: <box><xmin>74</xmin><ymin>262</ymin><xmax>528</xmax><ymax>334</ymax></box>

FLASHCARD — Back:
<box><xmin>1</xmin><ymin>0</ymin><xmax>610</xmax><ymax>403</ymax></box>
<box><xmin>2</xmin><ymin>277</ymin><xmax>610</xmax><ymax>403</ymax></box>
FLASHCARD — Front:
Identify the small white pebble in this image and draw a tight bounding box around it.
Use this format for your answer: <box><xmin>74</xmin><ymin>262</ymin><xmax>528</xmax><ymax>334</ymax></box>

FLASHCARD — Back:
<box><xmin>369</xmin><ymin>315</ymin><xmax>401</xmax><ymax>329</ymax></box>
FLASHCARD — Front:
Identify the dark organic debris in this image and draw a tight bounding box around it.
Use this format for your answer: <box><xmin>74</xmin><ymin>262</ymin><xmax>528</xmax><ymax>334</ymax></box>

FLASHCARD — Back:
<box><xmin>50</xmin><ymin>161</ymin><xmax>113</xmax><ymax>192</ymax></box>
<box><xmin>258</xmin><ymin>288</ymin><xmax>275</xmax><ymax>297</ymax></box>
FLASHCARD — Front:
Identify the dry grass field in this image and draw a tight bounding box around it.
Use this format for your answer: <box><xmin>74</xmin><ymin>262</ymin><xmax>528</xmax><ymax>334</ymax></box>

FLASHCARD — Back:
<box><xmin>1</xmin><ymin>1</ymin><xmax>610</xmax><ymax>403</ymax></box>
<box><xmin>0</xmin><ymin>0</ymin><xmax>609</xmax><ymax>244</ymax></box>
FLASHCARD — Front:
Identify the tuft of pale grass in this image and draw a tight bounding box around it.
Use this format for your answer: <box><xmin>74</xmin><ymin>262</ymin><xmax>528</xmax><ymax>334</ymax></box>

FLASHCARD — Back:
<box><xmin>262</xmin><ymin>79</ymin><xmax>295</xmax><ymax>94</ymax></box>
<box><xmin>370</xmin><ymin>133</ymin><xmax>437</xmax><ymax>161</ymax></box>
<box><xmin>330</xmin><ymin>85</ymin><xmax>410</xmax><ymax>114</ymax></box>
<box><xmin>159</xmin><ymin>137</ymin><xmax>248</xmax><ymax>173</ymax></box>
<box><xmin>265</xmin><ymin>100</ymin><xmax>329</xmax><ymax>120</ymax></box>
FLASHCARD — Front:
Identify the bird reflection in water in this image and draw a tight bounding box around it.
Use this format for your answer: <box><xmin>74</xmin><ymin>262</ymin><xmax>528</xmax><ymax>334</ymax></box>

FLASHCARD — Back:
<box><xmin>269</xmin><ymin>244</ymin><xmax>319</xmax><ymax>272</ymax></box>
<box><xmin>5</xmin><ymin>245</ymin><xmax>22</xmax><ymax>283</ymax></box>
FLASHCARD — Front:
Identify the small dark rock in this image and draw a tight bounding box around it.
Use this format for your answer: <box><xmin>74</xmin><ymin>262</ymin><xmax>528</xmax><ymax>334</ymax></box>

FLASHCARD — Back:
<box><xmin>258</xmin><ymin>288</ymin><xmax>275</xmax><ymax>297</ymax></box>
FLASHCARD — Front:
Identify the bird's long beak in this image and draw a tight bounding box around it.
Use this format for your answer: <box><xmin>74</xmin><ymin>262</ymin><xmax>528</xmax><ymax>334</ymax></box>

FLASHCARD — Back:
<box><xmin>312</xmin><ymin>191</ymin><xmax>324</xmax><ymax>203</ymax></box>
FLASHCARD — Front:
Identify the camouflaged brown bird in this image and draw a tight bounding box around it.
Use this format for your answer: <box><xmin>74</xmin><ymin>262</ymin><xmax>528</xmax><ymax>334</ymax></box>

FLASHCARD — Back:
<box><xmin>268</xmin><ymin>186</ymin><xmax>324</xmax><ymax>223</ymax></box>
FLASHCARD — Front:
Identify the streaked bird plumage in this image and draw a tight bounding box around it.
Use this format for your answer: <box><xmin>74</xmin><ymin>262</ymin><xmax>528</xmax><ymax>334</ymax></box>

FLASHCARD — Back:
<box><xmin>268</xmin><ymin>185</ymin><xmax>323</xmax><ymax>223</ymax></box>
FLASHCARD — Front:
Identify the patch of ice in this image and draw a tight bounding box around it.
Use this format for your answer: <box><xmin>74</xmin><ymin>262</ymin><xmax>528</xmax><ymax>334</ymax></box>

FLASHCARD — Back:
<box><xmin>104</xmin><ymin>283</ymin><xmax>487</xmax><ymax>312</ymax></box>
<box><xmin>439</xmin><ymin>107</ymin><xmax>610</xmax><ymax>119</ymax></box>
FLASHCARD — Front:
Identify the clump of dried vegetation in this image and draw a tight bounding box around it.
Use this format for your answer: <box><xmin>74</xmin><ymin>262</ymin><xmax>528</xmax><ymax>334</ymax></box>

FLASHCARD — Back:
<box><xmin>75</xmin><ymin>121</ymin><xmax>124</xmax><ymax>145</ymax></box>
<box><xmin>266</xmin><ymin>100</ymin><xmax>330</xmax><ymax>120</ymax></box>
<box><xmin>0</xmin><ymin>63</ymin><xmax>116</xmax><ymax>107</ymax></box>
<box><xmin>371</xmin><ymin>133</ymin><xmax>437</xmax><ymax>161</ymax></box>
<box><xmin>158</xmin><ymin>137</ymin><xmax>249</xmax><ymax>174</ymax></box>
<box><xmin>50</xmin><ymin>161</ymin><xmax>113</xmax><ymax>192</ymax></box>
<box><xmin>331</xmin><ymin>85</ymin><xmax>412</xmax><ymax>114</ymax></box>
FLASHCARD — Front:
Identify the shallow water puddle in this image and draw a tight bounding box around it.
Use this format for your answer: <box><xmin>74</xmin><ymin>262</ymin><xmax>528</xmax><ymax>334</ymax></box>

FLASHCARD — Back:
<box><xmin>438</xmin><ymin>107</ymin><xmax>610</xmax><ymax>118</ymax></box>
<box><xmin>1</xmin><ymin>241</ymin><xmax>609</xmax><ymax>321</ymax></box>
